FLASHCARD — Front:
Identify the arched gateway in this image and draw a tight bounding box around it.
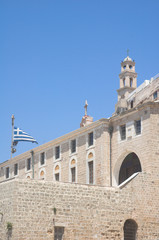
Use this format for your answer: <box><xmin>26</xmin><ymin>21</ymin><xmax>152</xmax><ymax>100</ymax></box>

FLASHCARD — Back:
<box><xmin>119</xmin><ymin>152</ymin><xmax>141</xmax><ymax>185</ymax></box>
<box><xmin>124</xmin><ymin>219</ymin><xmax>138</xmax><ymax>240</ymax></box>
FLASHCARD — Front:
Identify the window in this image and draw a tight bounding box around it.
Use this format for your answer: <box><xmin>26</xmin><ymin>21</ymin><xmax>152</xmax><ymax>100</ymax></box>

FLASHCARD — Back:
<box><xmin>54</xmin><ymin>164</ymin><xmax>60</xmax><ymax>181</ymax></box>
<box><xmin>40</xmin><ymin>152</ymin><xmax>45</xmax><ymax>165</ymax></box>
<box><xmin>123</xmin><ymin>78</ymin><xmax>125</xmax><ymax>87</ymax></box>
<box><xmin>87</xmin><ymin>151</ymin><xmax>94</xmax><ymax>185</ymax></box>
<box><xmin>70</xmin><ymin>158</ymin><xmax>77</xmax><ymax>183</ymax></box>
<box><xmin>55</xmin><ymin>146</ymin><xmax>60</xmax><ymax>159</ymax></box>
<box><xmin>129</xmin><ymin>65</ymin><xmax>132</xmax><ymax>69</ymax></box>
<box><xmin>130</xmin><ymin>100</ymin><xmax>133</xmax><ymax>108</ymax></box>
<box><xmin>39</xmin><ymin>169</ymin><xmax>45</xmax><ymax>180</ymax></box>
<box><xmin>14</xmin><ymin>163</ymin><xmax>18</xmax><ymax>176</ymax></box>
<box><xmin>153</xmin><ymin>91</ymin><xmax>157</xmax><ymax>99</ymax></box>
<box><xmin>55</xmin><ymin>173</ymin><xmax>59</xmax><ymax>181</ymax></box>
<box><xmin>88</xmin><ymin>161</ymin><xmax>93</xmax><ymax>184</ymax></box>
<box><xmin>120</xmin><ymin>125</ymin><xmax>126</xmax><ymax>140</ymax></box>
<box><xmin>27</xmin><ymin>158</ymin><xmax>31</xmax><ymax>171</ymax></box>
<box><xmin>130</xmin><ymin>78</ymin><xmax>133</xmax><ymax>87</ymax></box>
<box><xmin>6</xmin><ymin>167</ymin><xmax>9</xmax><ymax>179</ymax></box>
<box><xmin>71</xmin><ymin>139</ymin><xmax>76</xmax><ymax>154</ymax></box>
<box><xmin>88</xmin><ymin>132</ymin><xmax>93</xmax><ymax>147</ymax></box>
<box><xmin>135</xmin><ymin>120</ymin><xmax>141</xmax><ymax>135</ymax></box>
<box><xmin>123</xmin><ymin>65</ymin><xmax>126</xmax><ymax>69</ymax></box>
<box><xmin>71</xmin><ymin>167</ymin><xmax>76</xmax><ymax>182</ymax></box>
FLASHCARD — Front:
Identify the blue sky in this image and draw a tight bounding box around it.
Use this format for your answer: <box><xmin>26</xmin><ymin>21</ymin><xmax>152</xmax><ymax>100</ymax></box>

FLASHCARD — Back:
<box><xmin>1</xmin><ymin>0</ymin><xmax>159</xmax><ymax>163</ymax></box>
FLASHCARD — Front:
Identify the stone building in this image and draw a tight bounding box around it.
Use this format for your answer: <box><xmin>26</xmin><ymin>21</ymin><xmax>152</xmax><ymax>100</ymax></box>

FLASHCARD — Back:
<box><xmin>0</xmin><ymin>55</ymin><xmax>159</xmax><ymax>240</ymax></box>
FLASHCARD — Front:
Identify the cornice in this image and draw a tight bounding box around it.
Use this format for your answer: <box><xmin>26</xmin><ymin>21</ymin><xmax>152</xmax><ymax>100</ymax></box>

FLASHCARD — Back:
<box><xmin>110</xmin><ymin>101</ymin><xmax>159</xmax><ymax>122</ymax></box>
<box><xmin>119</xmin><ymin>71</ymin><xmax>137</xmax><ymax>78</ymax></box>
<box><xmin>117</xmin><ymin>86</ymin><xmax>136</xmax><ymax>93</ymax></box>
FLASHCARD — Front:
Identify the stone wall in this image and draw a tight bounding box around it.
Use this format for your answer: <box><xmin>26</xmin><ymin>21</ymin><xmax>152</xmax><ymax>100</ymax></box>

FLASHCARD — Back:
<box><xmin>0</xmin><ymin>172</ymin><xmax>159</xmax><ymax>240</ymax></box>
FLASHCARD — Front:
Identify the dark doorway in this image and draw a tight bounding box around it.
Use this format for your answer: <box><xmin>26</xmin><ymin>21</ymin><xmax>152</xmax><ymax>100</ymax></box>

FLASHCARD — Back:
<box><xmin>54</xmin><ymin>227</ymin><xmax>64</xmax><ymax>240</ymax></box>
<box><xmin>124</xmin><ymin>219</ymin><xmax>137</xmax><ymax>240</ymax></box>
<box><xmin>119</xmin><ymin>152</ymin><xmax>141</xmax><ymax>185</ymax></box>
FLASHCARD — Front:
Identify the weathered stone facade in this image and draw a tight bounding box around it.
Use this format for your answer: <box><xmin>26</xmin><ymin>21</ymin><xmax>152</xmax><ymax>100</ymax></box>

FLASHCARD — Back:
<box><xmin>0</xmin><ymin>56</ymin><xmax>159</xmax><ymax>239</ymax></box>
<box><xmin>0</xmin><ymin>172</ymin><xmax>159</xmax><ymax>240</ymax></box>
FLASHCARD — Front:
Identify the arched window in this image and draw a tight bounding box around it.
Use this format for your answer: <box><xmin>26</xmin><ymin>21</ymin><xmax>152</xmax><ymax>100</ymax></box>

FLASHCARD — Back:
<box><xmin>54</xmin><ymin>164</ymin><xmax>61</xmax><ymax>181</ymax></box>
<box><xmin>69</xmin><ymin>158</ymin><xmax>77</xmax><ymax>183</ymax></box>
<box><xmin>39</xmin><ymin>168</ymin><xmax>45</xmax><ymax>180</ymax></box>
<box><xmin>40</xmin><ymin>170</ymin><xmax>44</xmax><ymax>179</ymax></box>
<box><xmin>124</xmin><ymin>219</ymin><xmax>137</xmax><ymax>240</ymax></box>
<box><xmin>26</xmin><ymin>174</ymin><xmax>31</xmax><ymax>179</ymax></box>
<box><xmin>119</xmin><ymin>152</ymin><xmax>141</xmax><ymax>185</ymax></box>
<box><xmin>130</xmin><ymin>78</ymin><xmax>133</xmax><ymax>87</ymax></box>
<box><xmin>87</xmin><ymin>151</ymin><xmax>95</xmax><ymax>184</ymax></box>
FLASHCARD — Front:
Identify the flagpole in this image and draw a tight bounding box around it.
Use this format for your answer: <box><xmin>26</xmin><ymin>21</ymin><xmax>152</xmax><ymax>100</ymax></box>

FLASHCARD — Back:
<box><xmin>11</xmin><ymin>114</ymin><xmax>15</xmax><ymax>160</ymax></box>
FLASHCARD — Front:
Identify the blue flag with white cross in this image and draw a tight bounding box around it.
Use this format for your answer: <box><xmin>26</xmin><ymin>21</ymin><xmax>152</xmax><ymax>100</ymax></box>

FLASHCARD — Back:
<box><xmin>13</xmin><ymin>127</ymin><xmax>38</xmax><ymax>144</ymax></box>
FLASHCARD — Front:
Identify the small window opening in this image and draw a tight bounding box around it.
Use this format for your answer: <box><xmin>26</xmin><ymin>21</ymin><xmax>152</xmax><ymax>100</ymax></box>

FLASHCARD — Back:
<box><xmin>14</xmin><ymin>163</ymin><xmax>18</xmax><ymax>176</ymax></box>
<box><xmin>55</xmin><ymin>146</ymin><xmax>60</xmax><ymax>159</ymax></box>
<box><xmin>71</xmin><ymin>139</ymin><xmax>76</xmax><ymax>153</ymax></box>
<box><xmin>135</xmin><ymin>120</ymin><xmax>141</xmax><ymax>135</ymax></box>
<box><xmin>120</xmin><ymin>125</ymin><xmax>126</xmax><ymax>140</ymax></box>
<box><xmin>88</xmin><ymin>132</ymin><xmax>93</xmax><ymax>147</ymax></box>
<box><xmin>153</xmin><ymin>91</ymin><xmax>157</xmax><ymax>99</ymax></box>
<box><xmin>129</xmin><ymin>65</ymin><xmax>132</xmax><ymax>69</ymax></box>
<box><xmin>71</xmin><ymin>167</ymin><xmax>76</xmax><ymax>182</ymax></box>
<box><xmin>123</xmin><ymin>78</ymin><xmax>125</xmax><ymax>87</ymax></box>
<box><xmin>130</xmin><ymin>78</ymin><xmax>133</xmax><ymax>87</ymax></box>
<box><xmin>27</xmin><ymin>158</ymin><xmax>31</xmax><ymax>171</ymax></box>
<box><xmin>40</xmin><ymin>152</ymin><xmax>45</xmax><ymax>165</ymax></box>
<box><xmin>130</xmin><ymin>100</ymin><xmax>133</xmax><ymax>109</ymax></box>
<box><xmin>6</xmin><ymin>167</ymin><xmax>9</xmax><ymax>179</ymax></box>
<box><xmin>55</xmin><ymin>173</ymin><xmax>59</xmax><ymax>181</ymax></box>
<box><xmin>40</xmin><ymin>170</ymin><xmax>45</xmax><ymax>180</ymax></box>
<box><xmin>88</xmin><ymin>161</ymin><xmax>94</xmax><ymax>184</ymax></box>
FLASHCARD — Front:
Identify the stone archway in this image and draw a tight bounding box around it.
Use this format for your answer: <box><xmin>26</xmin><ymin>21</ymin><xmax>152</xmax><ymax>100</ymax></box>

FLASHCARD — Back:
<box><xmin>119</xmin><ymin>152</ymin><xmax>141</xmax><ymax>185</ymax></box>
<box><xmin>124</xmin><ymin>219</ymin><xmax>138</xmax><ymax>240</ymax></box>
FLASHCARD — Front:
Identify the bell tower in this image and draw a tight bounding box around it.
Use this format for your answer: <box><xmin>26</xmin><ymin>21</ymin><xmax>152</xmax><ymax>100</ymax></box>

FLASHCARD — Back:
<box><xmin>115</xmin><ymin>52</ymin><xmax>137</xmax><ymax>114</ymax></box>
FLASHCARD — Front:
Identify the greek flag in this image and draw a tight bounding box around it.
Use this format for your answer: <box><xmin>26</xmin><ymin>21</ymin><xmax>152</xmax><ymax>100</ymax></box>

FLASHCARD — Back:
<box><xmin>13</xmin><ymin>127</ymin><xmax>38</xmax><ymax>144</ymax></box>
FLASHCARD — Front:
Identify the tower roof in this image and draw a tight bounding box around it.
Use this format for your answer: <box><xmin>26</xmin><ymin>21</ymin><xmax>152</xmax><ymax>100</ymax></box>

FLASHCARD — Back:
<box><xmin>123</xmin><ymin>56</ymin><xmax>133</xmax><ymax>62</ymax></box>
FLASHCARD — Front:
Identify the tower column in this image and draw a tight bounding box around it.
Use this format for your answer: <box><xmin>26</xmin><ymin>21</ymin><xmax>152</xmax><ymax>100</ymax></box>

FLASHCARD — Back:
<box><xmin>115</xmin><ymin>55</ymin><xmax>137</xmax><ymax>114</ymax></box>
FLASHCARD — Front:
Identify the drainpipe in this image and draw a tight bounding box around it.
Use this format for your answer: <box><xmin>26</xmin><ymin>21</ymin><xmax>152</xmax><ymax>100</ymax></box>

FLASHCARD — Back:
<box><xmin>108</xmin><ymin>126</ymin><xmax>113</xmax><ymax>187</ymax></box>
<box><xmin>30</xmin><ymin>150</ymin><xmax>34</xmax><ymax>179</ymax></box>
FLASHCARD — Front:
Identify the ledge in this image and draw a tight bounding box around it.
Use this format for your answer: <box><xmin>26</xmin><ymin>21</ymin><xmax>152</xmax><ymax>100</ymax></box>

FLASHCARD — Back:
<box><xmin>117</xmin><ymin>172</ymin><xmax>140</xmax><ymax>189</ymax></box>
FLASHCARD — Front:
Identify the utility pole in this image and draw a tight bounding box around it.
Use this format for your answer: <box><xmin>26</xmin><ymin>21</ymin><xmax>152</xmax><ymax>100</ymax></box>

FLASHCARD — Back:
<box><xmin>11</xmin><ymin>114</ymin><xmax>16</xmax><ymax>159</ymax></box>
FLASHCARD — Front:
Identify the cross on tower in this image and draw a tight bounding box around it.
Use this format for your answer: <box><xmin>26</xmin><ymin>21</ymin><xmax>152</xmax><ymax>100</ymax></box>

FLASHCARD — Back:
<box><xmin>127</xmin><ymin>49</ymin><xmax>129</xmax><ymax>56</ymax></box>
<box><xmin>84</xmin><ymin>100</ymin><xmax>88</xmax><ymax>116</ymax></box>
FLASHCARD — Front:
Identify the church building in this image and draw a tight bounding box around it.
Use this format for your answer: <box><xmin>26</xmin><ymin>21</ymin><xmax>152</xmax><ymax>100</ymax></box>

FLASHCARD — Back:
<box><xmin>0</xmin><ymin>55</ymin><xmax>159</xmax><ymax>240</ymax></box>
